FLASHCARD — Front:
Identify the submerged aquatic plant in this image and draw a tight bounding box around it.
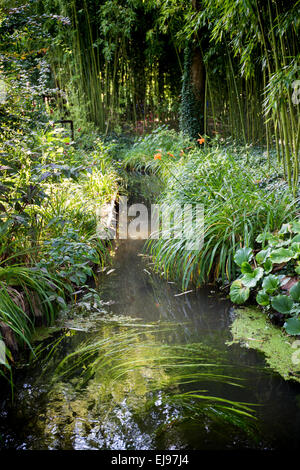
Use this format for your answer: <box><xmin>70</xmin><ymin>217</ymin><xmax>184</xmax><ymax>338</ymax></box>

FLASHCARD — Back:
<box><xmin>51</xmin><ymin>321</ymin><xmax>257</xmax><ymax>440</ymax></box>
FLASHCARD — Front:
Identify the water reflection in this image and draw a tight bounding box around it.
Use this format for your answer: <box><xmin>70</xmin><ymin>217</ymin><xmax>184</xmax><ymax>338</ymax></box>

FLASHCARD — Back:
<box><xmin>1</xmin><ymin>237</ymin><xmax>300</xmax><ymax>450</ymax></box>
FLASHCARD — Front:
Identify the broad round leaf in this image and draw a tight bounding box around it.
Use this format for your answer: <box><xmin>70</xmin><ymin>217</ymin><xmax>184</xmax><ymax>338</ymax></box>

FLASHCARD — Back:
<box><xmin>269</xmin><ymin>248</ymin><xmax>294</xmax><ymax>264</ymax></box>
<box><xmin>256</xmin><ymin>290</ymin><xmax>270</xmax><ymax>306</ymax></box>
<box><xmin>241</xmin><ymin>262</ymin><xmax>253</xmax><ymax>274</ymax></box>
<box><xmin>234</xmin><ymin>248</ymin><xmax>253</xmax><ymax>267</ymax></box>
<box><xmin>291</xmin><ymin>220</ymin><xmax>300</xmax><ymax>233</ymax></box>
<box><xmin>290</xmin><ymin>282</ymin><xmax>300</xmax><ymax>302</ymax></box>
<box><xmin>271</xmin><ymin>295</ymin><xmax>294</xmax><ymax>314</ymax></box>
<box><xmin>291</xmin><ymin>242</ymin><xmax>300</xmax><ymax>255</ymax></box>
<box><xmin>267</xmin><ymin>235</ymin><xmax>282</xmax><ymax>247</ymax></box>
<box><xmin>262</xmin><ymin>274</ymin><xmax>279</xmax><ymax>294</ymax></box>
<box><xmin>263</xmin><ymin>259</ymin><xmax>273</xmax><ymax>274</ymax></box>
<box><xmin>230</xmin><ymin>280</ymin><xmax>250</xmax><ymax>305</ymax></box>
<box><xmin>283</xmin><ymin>317</ymin><xmax>300</xmax><ymax>335</ymax></box>
<box><xmin>291</xmin><ymin>234</ymin><xmax>300</xmax><ymax>244</ymax></box>
<box><xmin>255</xmin><ymin>249</ymin><xmax>270</xmax><ymax>265</ymax></box>
<box><xmin>241</xmin><ymin>267</ymin><xmax>264</xmax><ymax>288</ymax></box>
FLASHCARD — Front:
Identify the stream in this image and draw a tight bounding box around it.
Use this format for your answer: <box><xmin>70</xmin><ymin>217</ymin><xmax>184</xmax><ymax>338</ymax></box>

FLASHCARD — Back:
<box><xmin>1</xmin><ymin>177</ymin><xmax>300</xmax><ymax>450</ymax></box>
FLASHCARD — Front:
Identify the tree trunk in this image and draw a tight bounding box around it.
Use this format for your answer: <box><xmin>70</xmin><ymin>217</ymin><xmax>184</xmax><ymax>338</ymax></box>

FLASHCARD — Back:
<box><xmin>179</xmin><ymin>0</ymin><xmax>205</xmax><ymax>139</ymax></box>
<box><xmin>191</xmin><ymin>45</ymin><xmax>205</xmax><ymax>134</ymax></box>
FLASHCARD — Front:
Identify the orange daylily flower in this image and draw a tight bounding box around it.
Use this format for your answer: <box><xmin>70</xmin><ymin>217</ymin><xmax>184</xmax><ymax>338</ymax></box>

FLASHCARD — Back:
<box><xmin>154</xmin><ymin>153</ymin><xmax>162</xmax><ymax>160</ymax></box>
<box><xmin>197</xmin><ymin>137</ymin><xmax>205</xmax><ymax>144</ymax></box>
<box><xmin>167</xmin><ymin>152</ymin><xmax>175</xmax><ymax>158</ymax></box>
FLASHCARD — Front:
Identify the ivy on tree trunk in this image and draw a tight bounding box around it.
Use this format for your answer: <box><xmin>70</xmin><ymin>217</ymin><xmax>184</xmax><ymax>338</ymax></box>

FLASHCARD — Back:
<box><xmin>180</xmin><ymin>0</ymin><xmax>205</xmax><ymax>140</ymax></box>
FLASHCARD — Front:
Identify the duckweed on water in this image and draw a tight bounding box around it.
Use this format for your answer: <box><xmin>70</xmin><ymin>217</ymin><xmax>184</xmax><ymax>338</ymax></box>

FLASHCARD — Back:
<box><xmin>228</xmin><ymin>307</ymin><xmax>300</xmax><ymax>383</ymax></box>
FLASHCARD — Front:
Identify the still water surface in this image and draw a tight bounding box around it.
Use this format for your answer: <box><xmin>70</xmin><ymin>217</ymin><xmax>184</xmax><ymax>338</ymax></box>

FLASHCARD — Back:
<box><xmin>1</xmin><ymin>182</ymin><xmax>300</xmax><ymax>450</ymax></box>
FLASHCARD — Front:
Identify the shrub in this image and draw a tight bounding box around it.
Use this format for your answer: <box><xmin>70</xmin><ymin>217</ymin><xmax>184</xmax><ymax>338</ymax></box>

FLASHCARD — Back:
<box><xmin>229</xmin><ymin>220</ymin><xmax>300</xmax><ymax>334</ymax></box>
<box><xmin>122</xmin><ymin>125</ymin><xmax>193</xmax><ymax>175</ymax></box>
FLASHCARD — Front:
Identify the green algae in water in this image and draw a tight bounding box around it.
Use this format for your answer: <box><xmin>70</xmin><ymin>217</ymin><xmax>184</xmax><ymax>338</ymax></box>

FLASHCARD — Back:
<box><xmin>39</xmin><ymin>320</ymin><xmax>258</xmax><ymax>449</ymax></box>
<box><xmin>8</xmin><ymin>318</ymin><xmax>260</xmax><ymax>449</ymax></box>
<box><xmin>228</xmin><ymin>307</ymin><xmax>300</xmax><ymax>383</ymax></box>
<box><xmin>31</xmin><ymin>326</ymin><xmax>62</xmax><ymax>343</ymax></box>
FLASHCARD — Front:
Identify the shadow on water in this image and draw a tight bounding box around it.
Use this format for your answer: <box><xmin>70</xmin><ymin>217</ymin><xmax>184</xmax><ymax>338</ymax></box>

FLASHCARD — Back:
<box><xmin>1</xmin><ymin>175</ymin><xmax>300</xmax><ymax>450</ymax></box>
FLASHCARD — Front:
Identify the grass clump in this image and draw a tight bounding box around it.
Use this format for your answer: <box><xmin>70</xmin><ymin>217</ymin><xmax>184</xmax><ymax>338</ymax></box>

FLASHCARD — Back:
<box><xmin>140</xmin><ymin>131</ymin><xmax>297</xmax><ymax>290</ymax></box>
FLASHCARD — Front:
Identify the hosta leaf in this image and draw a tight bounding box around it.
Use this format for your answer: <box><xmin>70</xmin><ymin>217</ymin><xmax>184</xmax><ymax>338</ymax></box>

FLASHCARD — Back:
<box><xmin>276</xmin><ymin>239</ymin><xmax>293</xmax><ymax>247</ymax></box>
<box><xmin>230</xmin><ymin>280</ymin><xmax>250</xmax><ymax>304</ymax></box>
<box><xmin>262</xmin><ymin>274</ymin><xmax>280</xmax><ymax>294</ymax></box>
<box><xmin>271</xmin><ymin>295</ymin><xmax>294</xmax><ymax>314</ymax></box>
<box><xmin>283</xmin><ymin>317</ymin><xmax>300</xmax><ymax>335</ymax></box>
<box><xmin>241</xmin><ymin>262</ymin><xmax>253</xmax><ymax>274</ymax></box>
<box><xmin>269</xmin><ymin>248</ymin><xmax>294</xmax><ymax>264</ymax></box>
<box><xmin>255</xmin><ymin>248</ymin><xmax>270</xmax><ymax>264</ymax></box>
<box><xmin>256</xmin><ymin>232</ymin><xmax>272</xmax><ymax>243</ymax></box>
<box><xmin>291</xmin><ymin>220</ymin><xmax>300</xmax><ymax>233</ymax></box>
<box><xmin>256</xmin><ymin>290</ymin><xmax>270</xmax><ymax>306</ymax></box>
<box><xmin>241</xmin><ymin>267</ymin><xmax>264</xmax><ymax>288</ymax></box>
<box><xmin>234</xmin><ymin>247</ymin><xmax>253</xmax><ymax>267</ymax></box>
<box><xmin>291</xmin><ymin>242</ymin><xmax>300</xmax><ymax>255</ymax></box>
<box><xmin>291</xmin><ymin>234</ymin><xmax>300</xmax><ymax>243</ymax></box>
<box><xmin>267</xmin><ymin>235</ymin><xmax>283</xmax><ymax>247</ymax></box>
<box><xmin>290</xmin><ymin>282</ymin><xmax>300</xmax><ymax>302</ymax></box>
<box><xmin>263</xmin><ymin>259</ymin><xmax>273</xmax><ymax>274</ymax></box>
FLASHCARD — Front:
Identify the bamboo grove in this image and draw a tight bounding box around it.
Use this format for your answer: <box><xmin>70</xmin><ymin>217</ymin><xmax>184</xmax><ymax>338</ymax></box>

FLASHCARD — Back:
<box><xmin>0</xmin><ymin>0</ymin><xmax>299</xmax><ymax>194</ymax></box>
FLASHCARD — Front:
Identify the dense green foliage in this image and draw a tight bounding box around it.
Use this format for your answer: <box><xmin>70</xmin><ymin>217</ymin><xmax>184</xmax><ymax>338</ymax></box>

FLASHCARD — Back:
<box><xmin>2</xmin><ymin>0</ymin><xmax>298</xmax><ymax>189</ymax></box>
<box><xmin>0</xmin><ymin>0</ymin><xmax>298</xmax><ymax>394</ymax></box>
<box><xmin>141</xmin><ymin>133</ymin><xmax>296</xmax><ymax>287</ymax></box>
<box><xmin>123</xmin><ymin>126</ymin><xmax>298</xmax><ymax>337</ymax></box>
<box><xmin>0</xmin><ymin>4</ymin><xmax>119</xmax><ymax>378</ymax></box>
<box><xmin>122</xmin><ymin>125</ymin><xmax>192</xmax><ymax>174</ymax></box>
<box><xmin>0</xmin><ymin>123</ymin><xmax>118</xmax><ymax>377</ymax></box>
<box><xmin>230</xmin><ymin>221</ymin><xmax>300</xmax><ymax>334</ymax></box>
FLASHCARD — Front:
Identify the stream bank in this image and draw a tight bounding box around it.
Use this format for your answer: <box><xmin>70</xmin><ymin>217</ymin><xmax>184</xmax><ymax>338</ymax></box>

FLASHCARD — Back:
<box><xmin>0</xmin><ymin>175</ymin><xmax>300</xmax><ymax>450</ymax></box>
